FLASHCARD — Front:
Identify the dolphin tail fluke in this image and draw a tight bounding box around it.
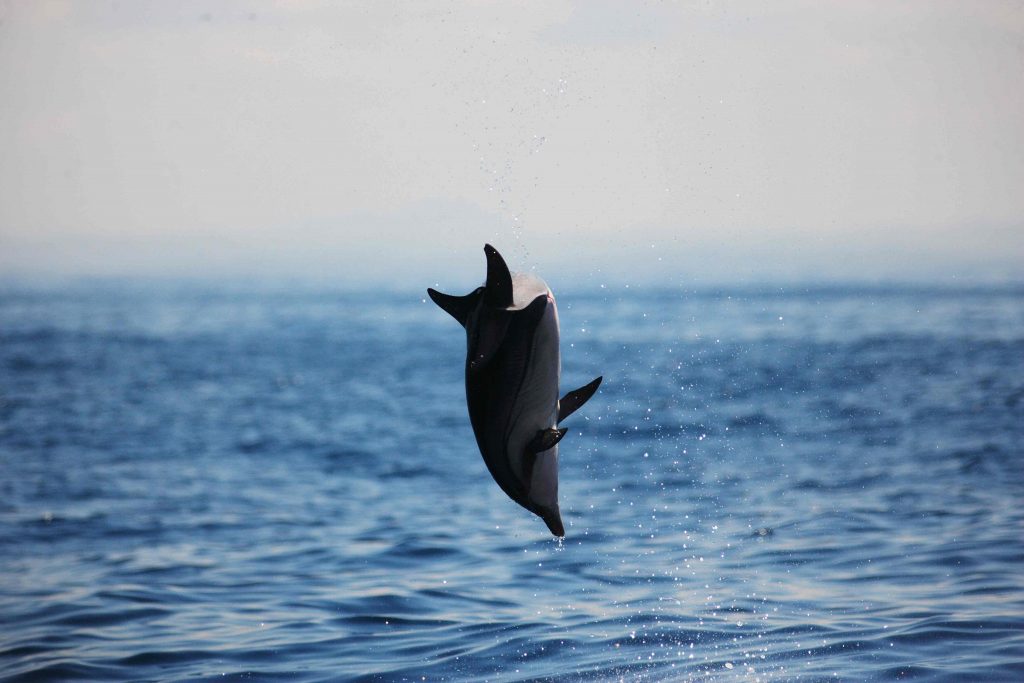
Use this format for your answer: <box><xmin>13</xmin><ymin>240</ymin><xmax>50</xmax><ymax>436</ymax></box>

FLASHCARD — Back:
<box><xmin>483</xmin><ymin>244</ymin><xmax>513</xmax><ymax>308</ymax></box>
<box><xmin>558</xmin><ymin>376</ymin><xmax>603</xmax><ymax>423</ymax></box>
<box><xmin>427</xmin><ymin>288</ymin><xmax>480</xmax><ymax>327</ymax></box>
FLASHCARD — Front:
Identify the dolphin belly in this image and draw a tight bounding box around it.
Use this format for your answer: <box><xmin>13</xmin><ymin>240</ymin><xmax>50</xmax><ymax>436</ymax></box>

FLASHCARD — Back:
<box><xmin>494</xmin><ymin>292</ymin><xmax>564</xmax><ymax>535</ymax></box>
<box><xmin>466</xmin><ymin>292</ymin><xmax>557</xmax><ymax>512</ymax></box>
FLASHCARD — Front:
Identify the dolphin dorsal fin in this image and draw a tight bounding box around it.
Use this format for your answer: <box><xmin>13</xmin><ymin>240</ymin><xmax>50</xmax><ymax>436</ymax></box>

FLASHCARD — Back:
<box><xmin>558</xmin><ymin>376</ymin><xmax>603</xmax><ymax>423</ymax></box>
<box><xmin>427</xmin><ymin>287</ymin><xmax>481</xmax><ymax>327</ymax></box>
<box><xmin>528</xmin><ymin>427</ymin><xmax>567</xmax><ymax>454</ymax></box>
<box><xmin>483</xmin><ymin>244</ymin><xmax>513</xmax><ymax>308</ymax></box>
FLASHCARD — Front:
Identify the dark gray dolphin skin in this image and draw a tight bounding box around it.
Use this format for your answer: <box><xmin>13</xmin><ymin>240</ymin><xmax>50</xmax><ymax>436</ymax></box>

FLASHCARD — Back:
<box><xmin>428</xmin><ymin>244</ymin><xmax>602</xmax><ymax>537</ymax></box>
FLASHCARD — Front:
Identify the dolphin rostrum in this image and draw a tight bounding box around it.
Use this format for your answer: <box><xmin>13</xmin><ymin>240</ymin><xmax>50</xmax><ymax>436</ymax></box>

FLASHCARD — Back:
<box><xmin>428</xmin><ymin>244</ymin><xmax>602</xmax><ymax>537</ymax></box>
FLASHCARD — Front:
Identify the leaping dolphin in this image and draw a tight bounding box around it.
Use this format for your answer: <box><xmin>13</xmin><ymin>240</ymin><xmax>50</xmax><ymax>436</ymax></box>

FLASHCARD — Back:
<box><xmin>428</xmin><ymin>244</ymin><xmax>602</xmax><ymax>537</ymax></box>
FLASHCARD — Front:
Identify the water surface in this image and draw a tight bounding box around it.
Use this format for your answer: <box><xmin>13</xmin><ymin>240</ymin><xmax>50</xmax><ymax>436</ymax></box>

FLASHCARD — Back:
<box><xmin>1</xmin><ymin>283</ymin><xmax>1022</xmax><ymax>681</ymax></box>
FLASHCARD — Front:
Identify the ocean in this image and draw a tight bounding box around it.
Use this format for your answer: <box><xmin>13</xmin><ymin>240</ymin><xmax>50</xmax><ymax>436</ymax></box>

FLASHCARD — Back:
<box><xmin>1</xmin><ymin>282</ymin><xmax>1022</xmax><ymax>681</ymax></box>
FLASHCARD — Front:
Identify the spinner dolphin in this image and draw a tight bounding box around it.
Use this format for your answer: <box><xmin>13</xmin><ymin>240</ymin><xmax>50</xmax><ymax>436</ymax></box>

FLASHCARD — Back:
<box><xmin>428</xmin><ymin>244</ymin><xmax>602</xmax><ymax>537</ymax></box>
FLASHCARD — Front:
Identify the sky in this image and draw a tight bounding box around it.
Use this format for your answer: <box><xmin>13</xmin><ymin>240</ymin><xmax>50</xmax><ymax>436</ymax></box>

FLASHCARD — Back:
<box><xmin>1</xmin><ymin>1</ymin><xmax>1022</xmax><ymax>287</ymax></box>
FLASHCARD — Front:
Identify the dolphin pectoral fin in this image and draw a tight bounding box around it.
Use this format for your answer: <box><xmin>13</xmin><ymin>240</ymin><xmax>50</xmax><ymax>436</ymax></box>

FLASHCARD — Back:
<box><xmin>524</xmin><ymin>430</ymin><xmax>565</xmax><ymax>489</ymax></box>
<box><xmin>483</xmin><ymin>244</ymin><xmax>513</xmax><ymax>308</ymax></box>
<box><xmin>528</xmin><ymin>427</ymin><xmax>567</xmax><ymax>454</ymax></box>
<box><xmin>428</xmin><ymin>287</ymin><xmax>481</xmax><ymax>327</ymax></box>
<box><xmin>557</xmin><ymin>376</ymin><xmax>603</xmax><ymax>422</ymax></box>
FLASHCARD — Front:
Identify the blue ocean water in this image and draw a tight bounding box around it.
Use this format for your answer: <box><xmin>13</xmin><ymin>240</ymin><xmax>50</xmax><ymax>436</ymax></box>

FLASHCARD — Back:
<box><xmin>1</xmin><ymin>282</ymin><xmax>1023</xmax><ymax>682</ymax></box>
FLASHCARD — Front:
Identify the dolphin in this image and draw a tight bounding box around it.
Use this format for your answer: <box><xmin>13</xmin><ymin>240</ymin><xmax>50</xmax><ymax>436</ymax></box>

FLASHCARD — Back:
<box><xmin>428</xmin><ymin>244</ymin><xmax>602</xmax><ymax>537</ymax></box>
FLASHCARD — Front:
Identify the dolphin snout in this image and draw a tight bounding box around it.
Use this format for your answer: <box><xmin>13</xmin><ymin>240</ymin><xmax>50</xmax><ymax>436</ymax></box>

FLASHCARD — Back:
<box><xmin>542</xmin><ymin>509</ymin><xmax>565</xmax><ymax>537</ymax></box>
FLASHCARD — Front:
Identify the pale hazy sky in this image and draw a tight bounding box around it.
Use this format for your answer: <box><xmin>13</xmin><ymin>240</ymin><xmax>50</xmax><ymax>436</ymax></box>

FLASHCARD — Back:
<box><xmin>1</xmin><ymin>1</ymin><xmax>1022</xmax><ymax>286</ymax></box>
